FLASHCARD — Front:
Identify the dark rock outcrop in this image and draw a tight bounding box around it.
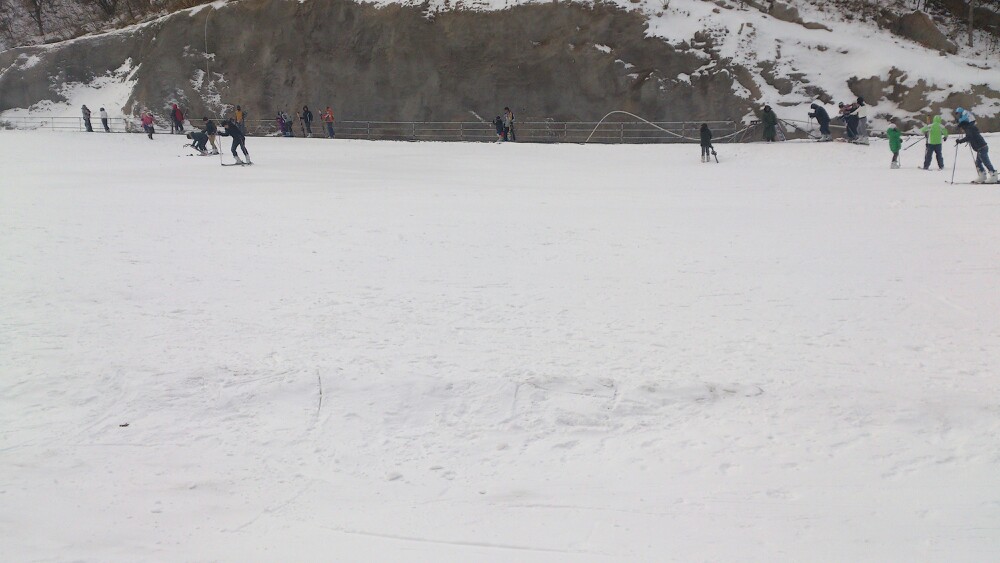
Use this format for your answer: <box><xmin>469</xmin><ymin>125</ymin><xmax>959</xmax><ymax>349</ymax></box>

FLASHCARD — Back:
<box><xmin>893</xmin><ymin>11</ymin><xmax>958</xmax><ymax>54</ymax></box>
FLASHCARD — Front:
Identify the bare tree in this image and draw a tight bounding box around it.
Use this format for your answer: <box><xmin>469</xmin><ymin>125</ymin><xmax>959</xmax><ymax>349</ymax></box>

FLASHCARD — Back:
<box><xmin>19</xmin><ymin>0</ymin><xmax>49</xmax><ymax>35</ymax></box>
<box><xmin>85</xmin><ymin>0</ymin><xmax>119</xmax><ymax>18</ymax></box>
<box><xmin>969</xmin><ymin>0</ymin><xmax>976</xmax><ymax>46</ymax></box>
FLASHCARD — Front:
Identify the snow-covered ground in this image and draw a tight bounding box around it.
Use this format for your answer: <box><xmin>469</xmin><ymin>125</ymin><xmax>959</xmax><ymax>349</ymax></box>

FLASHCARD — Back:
<box><xmin>2</xmin><ymin>131</ymin><xmax>999</xmax><ymax>561</ymax></box>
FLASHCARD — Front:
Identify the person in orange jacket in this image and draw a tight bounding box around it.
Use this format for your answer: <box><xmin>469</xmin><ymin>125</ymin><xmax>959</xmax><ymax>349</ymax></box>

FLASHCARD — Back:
<box><xmin>322</xmin><ymin>107</ymin><xmax>335</xmax><ymax>138</ymax></box>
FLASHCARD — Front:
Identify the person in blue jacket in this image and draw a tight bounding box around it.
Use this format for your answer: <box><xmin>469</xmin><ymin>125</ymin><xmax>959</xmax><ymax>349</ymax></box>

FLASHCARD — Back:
<box><xmin>808</xmin><ymin>103</ymin><xmax>831</xmax><ymax>141</ymax></box>
<box><xmin>956</xmin><ymin>120</ymin><xmax>997</xmax><ymax>183</ymax></box>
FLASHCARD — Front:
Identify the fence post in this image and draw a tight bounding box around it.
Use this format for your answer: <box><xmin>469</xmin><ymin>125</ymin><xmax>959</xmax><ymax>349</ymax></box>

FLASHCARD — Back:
<box><xmin>460</xmin><ymin>122</ymin><xmax>464</xmax><ymax>142</ymax></box>
<box><xmin>411</xmin><ymin>122</ymin><xmax>416</xmax><ymax>140</ymax></box>
<box><xmin>366</xmin><ymin>121</ymin><xmax>371</xmax><ymax>139</ymax></box>
<box><xmin>620</xmin><ymin>122</ymin><xmax>624</xmax><ymax>142</ymax></box>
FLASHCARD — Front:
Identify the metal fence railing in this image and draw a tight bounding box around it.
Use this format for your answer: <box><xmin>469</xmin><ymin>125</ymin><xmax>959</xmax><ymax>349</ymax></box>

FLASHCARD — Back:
<box><xmin>1</xmin><ymin>116</ymin><xmax>756</xmax><ymax>143</ymax></box>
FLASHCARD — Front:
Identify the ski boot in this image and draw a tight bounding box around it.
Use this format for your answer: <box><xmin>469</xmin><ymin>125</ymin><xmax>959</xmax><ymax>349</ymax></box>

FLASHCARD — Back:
<box><xmin>973</xmin><ymin>171</ymin><xmax>988</xmax><ymax>184</ymax></box>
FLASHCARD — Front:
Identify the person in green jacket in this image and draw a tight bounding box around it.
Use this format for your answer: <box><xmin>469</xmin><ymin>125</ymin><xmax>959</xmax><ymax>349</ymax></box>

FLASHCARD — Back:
<box><xmin>920</xmin><ymin>115</ymin><xmax>948</xmax><ymax>170</ymax></box>
<box><xmin>887</xmin><ymin>123</ymin><xmax>902</xmax><ymax>169</ymax></box>
<box><xmin>761</xmin><ymin>105</ymin><xmax>778</xmax><ymax>142</ymax></box>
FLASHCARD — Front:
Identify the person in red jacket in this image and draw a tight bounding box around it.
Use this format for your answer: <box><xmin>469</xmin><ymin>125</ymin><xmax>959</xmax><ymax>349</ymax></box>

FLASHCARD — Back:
<box><xmin>171</xmin><ymin>103</ymin><xmax>185</xmax><ymax>134</ymax></box>
<box><xmin>141</xmin><ymin>112</ymin><xmax>155</xmax><ymax>140</ymax></box>
<box><xmin>322</xmin><ymin>107</ymin><xmax>335</xmax><ymax>138</ymax></box>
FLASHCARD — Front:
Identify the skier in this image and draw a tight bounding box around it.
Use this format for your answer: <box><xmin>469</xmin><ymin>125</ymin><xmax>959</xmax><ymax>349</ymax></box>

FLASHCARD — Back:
<box><xmin>99</xmin><ymin>107</ymin><xmax>110</xmax><ymax>132</ymax></box>
<box><xmin>81</xmin><ymin>105</ymin><xmax>93</xmax><ymax>132</ymax></box>
<box><xmin>218</xmin><ymin>118</ymin><xmax>251</xmax><ymax>164</ymax></box>
<box><xmin>853</xmin><ymin>97</ymin><xmax>869</xmax><ymax>144</ymax></box>
<box><xmin>760</xmin><ymin>105</ymin><xmax>777</xmax><ymax>142</ymax></box>
<box><xmin>955</xmin><ymin>120</ymin><xmax>997</xmax><ymax>183</ymax></box>
<box><xmin>282</xmin><ymin>111</ymin><xmax>294</xmax><ymax>137</ymax></box>
<box><xmin>838</xmin><ymin>102</ymin><xmax>858</xmax><ymax>141</ymax></box>
<box><xmin>886</xmin><ymin>122</ymin><xmax>902</xmax><ymax>169</ymax></box>
<box><xmin>954</xmin><ymin>107</ymin><xmax>976</xmax><ymax>125</ymax></box>
<box><xmin>185</xmin><ymin>130</ymin><xmax>210</xmax><ymax>154</ymax></box>
<box><xmin>699</xmin><ymin>123</ymin><xmax>714</xmax><ymax>162</ymax></box>
<box><xmin>808</xmin><ymin>102</ymin><xmax>832</xmax><ymax>141</ymax></box>
<box><xmin>202</xmin><ymin>117</ymin><xmax>219</xmax><ymax>154</ymax></box>
<box><xmin>322</xmin><ymin>107</ymin><xmax>335</xmax><ymax>138</ymax></box>
<box><xmin>234</xmin><ymin>105</ymin><xmax>247</xmax><ymax>134</ymax></box>
<box><xmin>492</xmin><ymin>115</ymin><xmax>504</xmax><ymax>143</ymax></box>
<box><xmin>141</xmin><ymin>111</ymin><xmax>155</xmax><ymax>139</ymax></box>
<box><xmin>920</xmin><ymin>115</ymin><xmax>947</xmax><ymax>170</ymax></box>
<box><xmin>170</xmin><ymin>104</ymin><xmax>185</xmax><ymax>133</ymax></box>
<box><xmin>503</xmin><ymin>107</ymin><xmax>515</xmax><ymax>142</ymax></box>
<box><xmin>301</xmin><ymin>106</ymin><xmax>314</xmax><ymax>137</ymax></box>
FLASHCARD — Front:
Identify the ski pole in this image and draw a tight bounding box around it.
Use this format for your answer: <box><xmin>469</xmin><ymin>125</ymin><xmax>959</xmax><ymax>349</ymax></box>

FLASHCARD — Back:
<box><xmin>950</xmin><ymin>143</ymin><xmax>959</xmax><ymax>184</ymax></box>
<box><xmin>903</xmin><ymin>136</ymin><xmax>923</xmax><ymax>151</ymax></box>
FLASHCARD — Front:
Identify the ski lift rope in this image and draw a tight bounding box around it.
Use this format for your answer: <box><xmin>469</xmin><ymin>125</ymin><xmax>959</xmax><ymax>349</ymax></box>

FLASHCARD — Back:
<box><xmin>584</xmin><ymin>110</ymin><xmax>755</xmax><ymax>143</ymax></box>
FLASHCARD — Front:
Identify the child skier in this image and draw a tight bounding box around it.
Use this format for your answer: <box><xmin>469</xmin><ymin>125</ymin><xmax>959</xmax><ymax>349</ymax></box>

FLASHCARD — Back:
<box><xmin>218</xmin><ymin>118</ymin><xmax>251</xmax><ymax>165</ymax></box>
<box><xmin>956</xmin><ymin>120</ymin><xmax>997</xmax><ymax>184</ymax></box>
<box><xmin>886</xmin><ymin>122</ymin><xmax>902</xmax><ymax>169</ymax></box>
<box><xmin>699</xmin><ymin>123</ymin><xmax>714</xmax><ymax>162</ymax></box>
<box><xmin>920</xmin><ymin>115</ymin><xmax>947</xmax><ymax>170</ymax></box>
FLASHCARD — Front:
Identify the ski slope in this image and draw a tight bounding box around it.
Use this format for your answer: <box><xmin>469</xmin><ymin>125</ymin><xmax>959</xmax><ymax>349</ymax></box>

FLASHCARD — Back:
<box><xmin>2</xmin><ymin>131</ymin><xmax>999</xmax><ymax>561</ymax></box>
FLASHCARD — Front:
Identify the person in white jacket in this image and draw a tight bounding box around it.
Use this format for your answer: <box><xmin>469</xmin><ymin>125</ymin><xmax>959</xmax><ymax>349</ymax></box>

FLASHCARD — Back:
<box><xmin>99</xmin><ymin>107</ymin><xmax>110</xmax><ymax>132</ymax></box>
<box><xmin>853</xmin><ymin>97</ymin><xmax>869</xmax><ymax>144</ymax></box>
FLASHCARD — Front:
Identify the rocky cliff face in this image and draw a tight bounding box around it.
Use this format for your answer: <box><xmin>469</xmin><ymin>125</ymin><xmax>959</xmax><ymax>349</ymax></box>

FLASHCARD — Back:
<box><xmin>0</xmin><ymin>0</ymin><xmax>753</xmax><ymax>124</ymax></box>
<box><xmin>1</xmin><ymin>0</ymin><xmax>998</xmax><ymax>130</ymax></box>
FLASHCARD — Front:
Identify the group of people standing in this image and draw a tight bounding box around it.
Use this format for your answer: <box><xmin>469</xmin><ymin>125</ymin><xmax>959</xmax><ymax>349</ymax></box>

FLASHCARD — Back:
<box><xmin>274</xmin><ymin>106</ymin><xmax>336</xmax><ymax>138</ymax></box>
<box><xmin>886</xmin><ymin>107</ymin><xmax>996</xmax><ymax>182</ymax></box>
<box><xmin>806</xmin><ymin>97</ymin><xmax>869</xmax><ymax>143</ymax></box>
<box><xmin>183</xmin><ymin>115</ymin><xmax>251</xmax><ymax>164</ymax></box>
<box><xmin>492</xmin><ymin>107</ymin><xmax>516</xmax><ymax>142</ymax></box>
<box><xmin>80</xmin><ymin>105</ymin><xmax>112</xmax><ymax>133</ymax></box>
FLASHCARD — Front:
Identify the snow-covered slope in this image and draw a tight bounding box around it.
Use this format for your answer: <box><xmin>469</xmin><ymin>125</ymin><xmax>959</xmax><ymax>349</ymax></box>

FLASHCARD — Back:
<box><xmin>2</xmin><ymin>131</ymin><xmax>1000</xmax><ymax>560</ymax></box>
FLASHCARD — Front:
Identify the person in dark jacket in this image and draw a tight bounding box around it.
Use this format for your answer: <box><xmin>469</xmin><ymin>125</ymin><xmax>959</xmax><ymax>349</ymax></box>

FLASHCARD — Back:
<box><xmin>218</xmin><ymin>118</ymin><xmax>251</xmax><ymax>164</ymax></box>
<box><xmin>81</xmin><ymin>105</ymin><xmax>93</xmax><ymax>132</ymax></box>
<box><xmin>492</xmin><ymin>116</ymin><xmax>504</xmax><ymax>143</ymax></box>
<box><xmin>956</xmin><ymin>121</ymin><xmax>997</xmax><ymax>183</ymax></box>
<box><xmin>808</xmin><ymin>103</ymin><xmax>831</xmax><ymax>141</ymax></box>
<box><xmin>838</xmin><ymin>102</ymin><xmax>859</xmax><ymax>141</ymax></box>
<box><xmin>186</xmin><ymin>130</ymin><xmax>210</xmax><ymax>154</ymax></box>
<box><xmin>699</xmin><ymin>123</ymin><xmax>714</xmax><ymax>162</ymax></box>
<box><xmin>301</xmin><ymin>106</ymin><xmax>314</xmax><ymax>137</ymax></box>
<box><xmin>760</xmin><ymin>105</ymin><xmax>777</xmax><ymax>142</ymax></box>
<box><xmin>202</xmin><ymin>118</ymin><xmax>219</xmax><ymax>154</ymax></box>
